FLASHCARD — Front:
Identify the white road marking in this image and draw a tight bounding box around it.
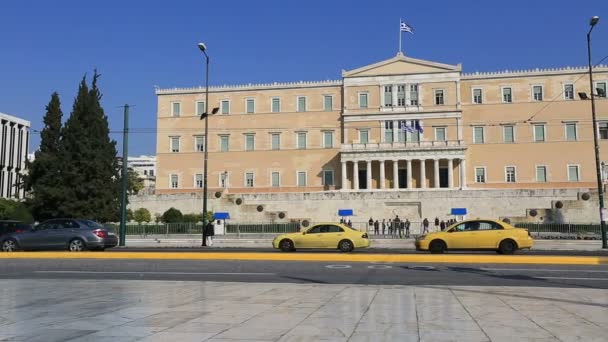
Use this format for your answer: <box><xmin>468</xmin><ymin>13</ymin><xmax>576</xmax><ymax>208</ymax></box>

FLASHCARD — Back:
<box><xmin>537</xmin><ymin>276</ymin><xmax>608</xmax><ymax>281</ymax></box>
<box><xmin>325</xmin><ymin>265</ymin><xmax>352</xmax><ymax>269</ymax></box>
<box><xmin>481</xmin><ymin>268</ymin><xmax>608</xmax><ymax>273</ymax></box>
<box><xmin>34</xmin><ymin>271</ymin><xmax>276</xmax><ymax>276</ymax></box>
<box><xmin>368</xmin><ymin>265</ymin><xmax>393</xmax><ymax>269</ymax></box>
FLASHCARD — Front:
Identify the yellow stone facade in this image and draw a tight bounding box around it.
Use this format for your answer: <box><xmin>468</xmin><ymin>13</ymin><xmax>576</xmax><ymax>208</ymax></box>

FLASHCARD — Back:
<box><xmin>156</xmin><ymin>53</ymin><xmax>608</xmax><ymax>195</ymax></box>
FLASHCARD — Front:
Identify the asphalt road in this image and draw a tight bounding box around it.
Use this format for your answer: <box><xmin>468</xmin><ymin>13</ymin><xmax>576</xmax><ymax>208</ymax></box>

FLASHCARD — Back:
<box><xmin>2</xmin><ymin>258</ymin><xmax>607</xmax><ymax>289</ymax></box>
<box><xmin>111</xmin><ymin>247</ymin><xmax>608</xmax><ymax>256</ymax></box>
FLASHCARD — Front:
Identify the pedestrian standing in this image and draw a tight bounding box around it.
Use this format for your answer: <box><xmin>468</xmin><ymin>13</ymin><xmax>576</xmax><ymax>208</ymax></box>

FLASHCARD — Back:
<box><xmin>387</xmin><ymin>219</ymin><xmax>393</xmax><ymax>236</ymax></box>
<box><xmin>202</xmin><ymin>221</ymin><xmax>209</xmax><ymax>247</ymax></box>
<box><xmin>440</xmin><ymin>220</ymin><xmax>446</xmax><ymax>231</ymax></box>
<box><xmin>423</xmin><ymin>218</ymin><xmax>429</xmax><ymax>234</ymax></box>
<box><xmin>382</xmin><ymin>219</ymin><xmax>386</xmax><ymax>235</ymax></box>
<box><xmin>405</xmin><ymin>219</ymin><xmax>411</xmax><ymax>238</ymax></box>
<box><xmin>399</xmin><ymin>220</ymin><xmax>405</xmax><ymax>238</ymax></box>
<box><xmin>368</xmin><ymin>217</ymin><xmax>374</xmax><ymax>233</ymax></box>
<box><xmin>434</xmin><ymin>217</ymin><xmax>440</xmax><ymax>231</ymax></box>
<box><xmin>374</xmin><ymin>220</ymin><xmax>380</xmax><ymax>235</ymax></box>
<box><xmin>347</xmin><ymin>219</ymin><xmax>352</xmax><ymax>227</ymax></box>
<box><xmin>340</xmin><ymin>218</ymin><xmax>344</xmax><ymax>224</ymax></box>
<box><xmin>394</xmin><ymin>215</ymin><xmax>401</xmax><ymax>238</ymax></box>
<box><xmin>206</xmin><ymin>221</ymin><xmax>215</xmax><ymax>246</ymax></box>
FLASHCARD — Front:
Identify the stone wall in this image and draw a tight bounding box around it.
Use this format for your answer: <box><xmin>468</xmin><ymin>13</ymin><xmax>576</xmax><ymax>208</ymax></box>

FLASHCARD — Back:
<box><xmin>128</xmin><ymin>188</ymin><xmax>597</xmax><ymax>224</ymax></box>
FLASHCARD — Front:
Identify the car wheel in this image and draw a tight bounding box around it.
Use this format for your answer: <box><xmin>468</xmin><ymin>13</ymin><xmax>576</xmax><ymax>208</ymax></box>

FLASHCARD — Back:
<box><xmin>338</xmin><ymin>240</ymin><xmax>354</xmax><ymax>253</ymax></box>
<box><xmin>429</xmin><ymin>240</ymin><xmax>446</xmax><ymax>254</ymax></box>
<box><xmin>499</xmin><ymin>239</ymin><xmax>517</xmax><ymax>255</ymax></box>
<box><xmin>68</xmin><ymin>238</ymin><xmax>86</xmax><ymax>252</ymax></box>
<box><xmin>2</xmin><ymin>239</ymin><xmax>18</xmax><ymax>252</ymax></box>
<box><xmin>279</xmin><ymin>239</ymin><xmax>295</xmax><ymax>252</ymax></box>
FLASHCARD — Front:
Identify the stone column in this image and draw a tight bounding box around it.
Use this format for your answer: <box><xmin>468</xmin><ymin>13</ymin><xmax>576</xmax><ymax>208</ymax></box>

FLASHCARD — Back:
<box><xmin>406</xmin><ymin>159</ymin><xmax>412</xmax><ymax>189</ymax></box>
<box><xmin>448</xmin><ymin>159</ymin><xmax>454</xmax><ymax>188</ymax></box>
<box><xmin>392</xmin><ymin>120</ymin><xmax>399</xmax><ymax>143</ymax></box>
<box><xmin>393</xmin><ymin>160</ymin><xmax>399</xmax><ymax>189</ymax></box>
<box><xmin>460</xmin><ymin>159</ymin><xmax>467</xmax><ymax>189</ymax></box>
<box><xmin>420</xmin><ymin>159</ymin><xmax>426</xmax><ymax>189</ymax></box>
<box><xmin>341</xmin><ymin>161</ymin><xmax>348</xmax><ymax>190</ymax></box>
<box><xmin>366</xmin><ymin>160</ymin><xmax>372</xmax><ymax>190</ymax></box>
<box><xmin>353</xmin><ymin>161</ymin><xmax>359</xmax><ymax>190</ymax></box>
<box><xmin>434</xmin><ymin>159</ymin><xmax>440</xmax><ymax>188</ymax></box>
<box><xmin>379</xmin><ymin>160</ymin><xmax>386</xmax><ymax>189</ymax></box>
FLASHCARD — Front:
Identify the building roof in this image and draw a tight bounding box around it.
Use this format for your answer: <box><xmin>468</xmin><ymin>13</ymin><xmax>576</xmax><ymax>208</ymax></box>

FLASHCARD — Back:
<box><xmin>0</xmin><ymin>112</ymin><xmax>31</xmax><ymax>127</ymax></box>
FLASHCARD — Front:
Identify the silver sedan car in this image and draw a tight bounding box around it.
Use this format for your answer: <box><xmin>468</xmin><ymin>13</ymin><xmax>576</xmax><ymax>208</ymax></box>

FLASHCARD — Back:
<box><xmin>1</xmin><ymin>219</ymin><xmax>118</xmax><ymax>252</ymax></box>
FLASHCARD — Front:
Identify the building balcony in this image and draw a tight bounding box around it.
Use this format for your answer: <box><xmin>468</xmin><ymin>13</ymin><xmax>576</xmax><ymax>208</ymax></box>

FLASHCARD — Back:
<box><xmin>341</xmin><ymin>140</ymin><xmax>466</xmax><ymax>152</ymax></box>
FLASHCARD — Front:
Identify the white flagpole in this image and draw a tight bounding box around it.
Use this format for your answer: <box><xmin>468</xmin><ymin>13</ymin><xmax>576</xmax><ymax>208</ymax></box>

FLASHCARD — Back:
<box><xmin>398</xmin><ymin>18</ymin><xmax>402</xmax><ymax>54</ymax></box>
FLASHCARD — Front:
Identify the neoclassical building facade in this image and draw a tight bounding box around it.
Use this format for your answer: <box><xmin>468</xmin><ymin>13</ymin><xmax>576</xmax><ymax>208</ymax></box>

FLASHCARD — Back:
<box><xmin>0</xmin><ymin>112</ymin><xmax>30</xmax><ymax>199</ymax></box>
<box><xmin>155</xmin><ymin>53</ymin><xmax>608</xmax><ymax>195</ymax></box>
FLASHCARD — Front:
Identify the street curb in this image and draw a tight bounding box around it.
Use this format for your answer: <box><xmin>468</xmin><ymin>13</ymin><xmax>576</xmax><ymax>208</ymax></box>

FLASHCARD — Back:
<box><xmin>1</xmin><ymin>252</ymin><xmax>607</xmax><ymax>265</ymax></box>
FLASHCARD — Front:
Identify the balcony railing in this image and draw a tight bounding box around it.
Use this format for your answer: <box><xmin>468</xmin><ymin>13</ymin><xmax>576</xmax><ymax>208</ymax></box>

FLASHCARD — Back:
<box><xmin>341</xmin><ymin>140</ymin><xmax>466</xmax><ymax>151</ymax></box>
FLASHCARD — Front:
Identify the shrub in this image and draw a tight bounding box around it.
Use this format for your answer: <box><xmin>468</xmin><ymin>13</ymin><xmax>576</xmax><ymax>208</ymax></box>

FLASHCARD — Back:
<box><xmin>0</xmin><ymin>199</ymin><xmax>34</xmax><ymax>223</ymax></box>
<box><xmin>162</xmin><ymin>207</ymin><xmax>183</xmax><ymax>223</ymax></box>
<box><xmin>133</xmin><ymin>208</ymin><xmax>152</xmax><ymax>223</ymax></box>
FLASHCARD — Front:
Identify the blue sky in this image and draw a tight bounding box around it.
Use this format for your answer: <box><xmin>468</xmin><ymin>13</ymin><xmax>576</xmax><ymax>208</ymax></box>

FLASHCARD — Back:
<box><xmin>1</xmin><ymin>0</ymin><xmax>607</xmax><ymax>156</ymax></box>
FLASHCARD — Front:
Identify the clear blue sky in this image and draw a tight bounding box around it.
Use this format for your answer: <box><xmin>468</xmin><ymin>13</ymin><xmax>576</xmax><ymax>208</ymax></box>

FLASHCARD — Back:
<box><xmin>1</xmin><ymin>0</ymin><xmax>606</xmax><ymax>156</ymax></box>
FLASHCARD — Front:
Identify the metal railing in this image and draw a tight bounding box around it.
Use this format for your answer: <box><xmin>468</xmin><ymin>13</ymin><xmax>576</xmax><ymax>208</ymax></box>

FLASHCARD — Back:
<box><xmin>107</xmin><ymin>222</ymin><xmax>300</xmax><ymax>236</ymax></box>
<box><xmin>513</xmin><ymin>223</ymin><xmax>602</xmax><ymax>239</ymax></box>
<box><xmin>226</xmin><ymin>223</ymin><xmax>300</xmax><ymax>234</ymax></box>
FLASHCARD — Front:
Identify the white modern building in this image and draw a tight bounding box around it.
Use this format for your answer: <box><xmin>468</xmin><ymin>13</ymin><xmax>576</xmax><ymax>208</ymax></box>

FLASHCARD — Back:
<box><xmin>128</xmin><ymin>155</ymin><xmax>156</xmax><ymax>189</ymax></box>
<box><xmin>0</xmin><ymin>112</ymin><xmax>30</xmax><ymax>199</ymax></box>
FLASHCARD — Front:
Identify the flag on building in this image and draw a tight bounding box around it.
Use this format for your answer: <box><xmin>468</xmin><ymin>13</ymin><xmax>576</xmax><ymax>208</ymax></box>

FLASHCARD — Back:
<box><xmin>400</xmin><ymin>121</ymin><xmax>414</xmax><ymax>133</ymax></box>
<box><xmin>400</xmin><ymin>21</ymin><xmax>414</xmax><ymax>34</ymax></box>
<box><xmin>415</xmin><ymin>120</ymin><xmax>424</xmax><ymax>133</ymax></box>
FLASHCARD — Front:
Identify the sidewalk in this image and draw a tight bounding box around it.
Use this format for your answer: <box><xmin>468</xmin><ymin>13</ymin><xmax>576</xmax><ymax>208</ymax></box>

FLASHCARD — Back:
<box><xmin>123</xmin><ymin>234</ymin><xmax>606</xmax><ymax>251</ymax></box>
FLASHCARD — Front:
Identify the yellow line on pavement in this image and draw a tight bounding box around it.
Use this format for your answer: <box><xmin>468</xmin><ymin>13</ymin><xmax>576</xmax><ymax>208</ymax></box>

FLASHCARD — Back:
<box><xmin>0</xmin><ymin>252</ymin><xmax>606</xmax><ymax>265</ymax></box>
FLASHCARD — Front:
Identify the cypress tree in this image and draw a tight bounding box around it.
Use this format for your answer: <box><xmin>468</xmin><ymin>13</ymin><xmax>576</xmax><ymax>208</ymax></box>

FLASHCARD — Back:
<box><xmin>58</xmin><ymin>72</ymin><xmax>120</xmax><ymax>222</ymax></box>
<box><xmin>24</xmin><ymin>92</ymin><xmax>63</xmax><ymax>220</ymax></box>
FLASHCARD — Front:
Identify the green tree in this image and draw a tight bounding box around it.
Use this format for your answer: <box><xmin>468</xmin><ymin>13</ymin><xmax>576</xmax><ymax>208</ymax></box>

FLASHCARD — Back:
<box><xmin>24</xmin><ymin>92</ymin><xmax>63</xmax><ymax>220</ymax></box>
<box><xmin>0</xmin><ymin>199</ymin><xmax>34</xmax><ymax>223</ymax></box>
<box><xmin>126</xmin><ymin>208</ymin><xmax>134</xmax><ymax>222</ymax></box>
<box><xmin>162</xmin><ymin>207</ymin><xmax>183</xmax><ymax>223</ymax></box>
<box><xmin>182</xmin><ymin>213</ymin><xmax>202</xmax><ymax>223</ymax></box>
<box><xmin>128</xmin><ymin>168</ymin><xmax>144</xmax><ymax>195</ymax></box>
<box><xmin>133</xmin><ymin>208</ymin><xmax>151</xmax><ymax>223</ymax></box>
<box><xmin>57</xmin><ymin>72</ymin><xmax>120</xmax><ymax>222</ymax></box>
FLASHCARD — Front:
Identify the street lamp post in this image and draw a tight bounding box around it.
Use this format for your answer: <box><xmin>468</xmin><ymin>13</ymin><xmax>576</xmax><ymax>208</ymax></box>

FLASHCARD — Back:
<box><xmin>586</xmin><ymin>16</ymin><xmax>607</xmax><ymax>248</ymax></box>
<box><xmin>198</xmin><ymin>42</ymin><xmax>210</xmax><ymax>247</ymax></box>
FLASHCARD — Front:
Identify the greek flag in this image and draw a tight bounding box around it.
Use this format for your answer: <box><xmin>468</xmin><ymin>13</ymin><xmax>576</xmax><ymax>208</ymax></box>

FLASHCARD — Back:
<box><xmin>400</xmin><ymin>21</ymin><xmax>414</xmax><ymax>34</ymax></box>
<box><xmin>415</xmin><ymin>120</ymin><xmax>424</xmax><ymax>133</ymax></box>
<box><xmin>400</xmin><ymin>121</ymin><xmax>414</xmax><ymax>133</ymax></box>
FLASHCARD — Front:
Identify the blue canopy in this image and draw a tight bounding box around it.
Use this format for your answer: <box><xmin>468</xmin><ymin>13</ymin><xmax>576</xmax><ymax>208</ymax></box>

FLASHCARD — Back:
<box><xmin>451</xmin><ymin>208</ymin><xmax>467</xmax><ymax>215</ymax></box>
<box><xmin>214</xmin><ymin>212</ymin><xmax>230</xmax><ymax>220</ymax></box>
<box><xmin>338</xmin><ymin>209</ymin><xmax>354</xmax><ymax>216</ymax></box>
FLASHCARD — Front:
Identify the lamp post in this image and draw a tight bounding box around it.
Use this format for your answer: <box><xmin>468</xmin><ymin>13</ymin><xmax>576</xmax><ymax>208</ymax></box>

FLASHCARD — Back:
<box><xmin>198</xmin><ymin>42</ymin><xmax>210</xmax><ymax>247</ymax></box>
<box><xmin>586</xmin><ymin>16</ymin><xmax>607</xmax><ymax>248</ymax></box>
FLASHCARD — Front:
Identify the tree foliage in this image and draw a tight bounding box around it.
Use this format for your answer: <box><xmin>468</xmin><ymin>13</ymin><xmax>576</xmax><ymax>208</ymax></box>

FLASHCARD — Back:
<box><xmin>133</xmin><ymin>208</ymin><xmax>151</xmax><ymax>223</ymax></box>
<box><xmin>162</xmin><ymin>207</ymin><xmax>183</xmax><ymax>223</ymax></box>
<box><xmin>0</xmin><ymin>199</ymin><xmax>34</xmax><ymax>223</ymax></box>
<box><xmin>128</xmin><ymin>168</ymin><xmax>144</xmax><ymax>195</ymax></box>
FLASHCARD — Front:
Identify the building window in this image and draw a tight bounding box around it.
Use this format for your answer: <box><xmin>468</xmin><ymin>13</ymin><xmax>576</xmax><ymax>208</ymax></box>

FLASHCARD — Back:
<box><xmin>434</xmin><ymin>89</ymin><xmax>444</xmax><ymax>105</ymax></box>
<box><xmin>564</xmin><ymin>84</ymin><xmax>574</xmax><ymax>100</ymax></box>
<box><xmin>297</xmin><ymin>96</ymin><xmax>307</xmax><ymax>112</ymax></box>
<box><xmin>568</xmin><ymin>165</ymin><xmax>580</xmax><ymax>182</ymax></box>
<box><xmin>196</xmin><ymin>101</ymin><xmax>206</xmax><ymax>116</ymax></box>
<box><xmin>502</xmin><ymin>87</ymin><xmax>512</xmax><ymax>103</ymax></box>
<box><xmin>473</xmin><ymin>88</ymin><xmax>483</xmax><ymax>104</ymax></box>
<box><xmin>195</xmin><ymin>136</ymin><xmax>205</xmax><ymax>152</ymax></box>
<box><xmin>384</xmin><ymin>121</ymin><xmax>394</xmax><ymax>143</ymax></box>
<box><xmin>271</xmin><ymin>172</ymin><xmax>280</xmax><ymax>187</ymax></box>
<box><xmin>171</xmin><ymin>102</ymin><xmax>181</xmax><ymax>117</ymax></box>
<box><xmin>271</xmin><ymin>98</ymin><xmax>281</xmax><ymax>113</ymax></box>
<box><xmin>324</xmin><ymin>95</ymin><xmax>333</xmax><ymax>111</ymax></box>
<box><xmin>533</xmin><ymin>86</ymin><xmax>543</xmax><ymax>101</ymax></box>
<box><xmin>475</xmin><ymin>167</ymin><xmax>486</xmax><ymax>183</ymax></box>
<box><xmin>536</xmin><ymin>166</ymin><xmax>547</xmax><ymax>182</ymax></box>
<box><xmin>409</xmin><ymin>128</ymin><xmax>420</xmax><ymax>143</ymax></box>
<box><xmin>384</xmin><ymin>86</ymin><xmax>393</xmax><ymax>107</ymax></box>
<box><xmin>195</xmin><ymin>174</ymin><xmax>203</xmax><ymax>188</ymax></box>
<box><xmin>323</xmin><ymin>131</ymin><xmax>333</xmax><ymax>148</ymax></box>
<box><xmin>397</xmin><ymin>85</ymin><xmax>406</xmax><ymax>106</ymax></box>
<box><xmin>271</xmin><ymin>133</ymin><xmax>281</xmax><ymax>150</ymax></box>
<box><xmin>245</xmin><ymin>134</ymin><xmax>255</xmax><ymax>151</ymax></box>
<box><xmin>322</xmin><ymin>170</ymin><xmax>334</xmax><ymax>186</ymax></box>
<box><xmin>297</xmin><ymin>171</ymin><xmax>307</xmax><ymax>187</ymax></box>
<box><xmin>409</xmin><ymin>84</ymin><xmax>419</xmax><ymax>105</ymax></box>
<box><xmin>599</xmin><ymin>122</ymin><xmax>608</xmax><ymax>140</ymax></box>
<box><xmin>220</xmin><ymin>135</ymin><xmax>230</xmax><ymax>152</ymax></box>
<box><xmin>221</xmin><ymin>100</ymin><xmax>230</xmax><ymax>114</ymax></box>
<box><xmin>505</xmin><ymin>166</ymin><xmax>516</xmax><ymax>183</ymax></box>
<box><xmin>246</xmin><ymin>98</ymin><xmax>255</xmax><ymax>114</ymax></box>
<box><xmin>503</xmin><ymin>125</ymin><xmax>514</xmax><ymax>143</ymax></box>
<box><xmin>435</xmin><ymin>127</ymin><xmax>446</xmax><ymax>141</ymax></box>
<box><xmin>170</xmin><ymin>174</ymin><xmax>178</xmax><ymax>189</ymax></box>
<box><xmin>565</xmin><ymin>123</ymin><xmax>577</xmax><ymax>141</ymax></box>
<box><xmin>297</xmin><ymin>132</ymin><xmax>307</xmax><ymax>149</ymax></box>
<box><xmin>359</xmin><ymin>129</ymin><xmax>369</xmax><ymax>144</ymax></box>
<box><xmin>473</xmin><ymin>127</ymin><xmax>484</xmax><ymax>144</ymax></box>
<box><xmin>170</xmin><ymin>137</ymin><xmax>180</xmax><ymax>153</ymax></box>
<box><xmin>220</xmin><ymin>172</ymin><xmax>229</xmax><ymax>188</ymax></box>
<box><xmin>245</xmin><ymin>172</ymin><xmax>254</xmax><ymax>187</ymax></box>
<box><xmin>359</xmin><ymin>93</ymin><xmax>368</xmax><ymax>108</ymax></box>
<box><xmin>596</xmin><ymin>82</ymin><xmax>607</xmax><ymax>97</ymax></box>
<box><xmin>534</xmin><ymin>124</ymin><xmax>546</xmax><ymax>142</ymax></box>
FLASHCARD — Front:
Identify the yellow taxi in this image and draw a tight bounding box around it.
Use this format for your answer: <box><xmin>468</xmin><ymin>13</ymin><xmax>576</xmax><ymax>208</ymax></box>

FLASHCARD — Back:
<box><xmin>415</xmin><ymin>219</ymin><xmax>533</xmax><ymax>254</ymax></box>
<box><xmin>273</xmin><ymin>223</ymin><xmax>370</xmax><ymax>252</ymax></box>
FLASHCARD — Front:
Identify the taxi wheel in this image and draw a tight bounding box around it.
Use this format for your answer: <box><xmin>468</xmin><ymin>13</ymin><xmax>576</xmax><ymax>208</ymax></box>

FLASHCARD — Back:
<box><xmin>429</xmin><ymin>240</ymin><xmax>446</xmax><ymax>254</ymax></box>
<box><xmin>279</xmin><ymin>239</ymin><xmax>295</xmax><ymax>252</ymax></box>
<box><xmin>338</xmin><ymin>240</ymin><xmax>354</xmax><ymax>253</ymax></box>
<box><xmin>499</xmin><ymin>239</ymin><xmax>517</xmax><ymax>255</ymax></box>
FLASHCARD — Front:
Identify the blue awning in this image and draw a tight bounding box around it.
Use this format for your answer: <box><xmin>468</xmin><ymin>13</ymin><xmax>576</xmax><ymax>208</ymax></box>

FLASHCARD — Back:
<box><xmin>451</xmin><ymin>208</ymin><xmax>467</xmax><ymax>215</ymax></box>
<box><xmin>214</xmin><ymin>212</ymin><xmax>230</xmax><ymax>220</ymax></box>
<box><xmin>338</xmin><ymin>209</ymin><xmax>354</xmax><ymax>216</ymax></box>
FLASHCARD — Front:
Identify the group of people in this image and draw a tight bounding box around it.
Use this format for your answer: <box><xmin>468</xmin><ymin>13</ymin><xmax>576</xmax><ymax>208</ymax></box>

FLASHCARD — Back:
<box><xmin>339</xmin><ymin>218</ymin><xmax>353</xmax><ymax>227</ymax></box>
<box><xmin>366</xmin><ymin>216</ymin><xmax>459</xmax><ymax>238</ymax></box>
